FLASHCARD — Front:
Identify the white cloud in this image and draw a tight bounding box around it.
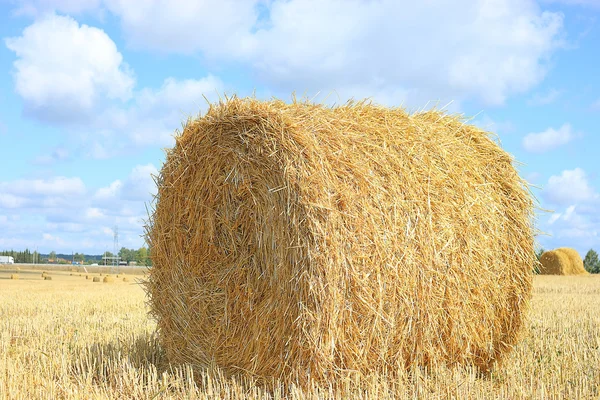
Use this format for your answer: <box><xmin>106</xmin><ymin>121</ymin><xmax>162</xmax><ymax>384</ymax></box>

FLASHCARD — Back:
<box><xmin>16</xmin><ymin>0</ymin><xmax>563</xmax><ymax>107</ymax></box>
<box><xmin>13</xmin><ymin>0</ymin><xmax>103</xmax><ymax>16</ymax></box>
<box><xmin>121</xmin><ymin>76</ymin><xmax>224</xmax><ymax>146</ymax></box>
<box><xmin>7</xmin><ymin>177</ymin><xmax>85</xmax><ymax>197</ymax></box>
<box><xmin>544</xmin><ymin>168</ymin><xmax>599</xmax><ymax>205</ymax></box>
<box><xmin>120</xmin><ymin>164</ymin><xmax>158</xmax><ymax>201</ymax></box>
<box><xmin>93</xmin><ymin>163</ymin><xmax>157</xmax><ymax>206</ymax></box>
<box><xmin>5</xmin><ymin>14</ymin><xmax>134</xmax><ymax>124</ymax></box>
<box><xmin>104</xmin><ymin>0</ymin><xmax>259</xmax><ymax>56</ymax></box>
<box><xmin>527</xmin><ymin>88</ymin><xmax>561</xmax><ymax>106</ymax></box>
<box><xmin>0</xmin><ymin>165</ymin><xmax>157</xmax><ymax>253</ymax></box>
<box><xmin>540</xmin><ymin>0</ymin><xmax>600</xmax><ymax>8</ymax></box>
<box><xmin>522</xmin><ymin>124</ymin><xmax>576</xmax><ymax>153</ymax></box>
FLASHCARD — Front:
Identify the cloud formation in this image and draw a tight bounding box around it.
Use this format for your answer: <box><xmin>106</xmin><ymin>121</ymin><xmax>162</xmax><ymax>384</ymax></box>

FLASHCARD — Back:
<box><xmin>5</xmin><ymin>14</ymin><xmax>135</xmax><ymax>124</ymax></box>
<box><xmin>544</xmin><ymin>168</ymin><xmax>598</xmax><ymax>205</ymax></box>
<box><xmin>0</xmin><ymin>165</ymin><xmax>157</xmax><ymax>253</ymax></box>
<box><xmin>522</xmin><ymin>124</ymin><xmax>576</xmax><ymax>153</ymax></box>
<box><xmin>10</xmin><ymin>0</ymin><xmax>565</xmax><ymax>108</ymax></box>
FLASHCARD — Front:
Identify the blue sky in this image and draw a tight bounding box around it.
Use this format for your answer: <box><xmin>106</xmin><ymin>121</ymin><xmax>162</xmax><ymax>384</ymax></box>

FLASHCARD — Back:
<box><xmin>0</xmin><ymin>0</ymin><xmax>599</xmax><ymax>256</ymax></box>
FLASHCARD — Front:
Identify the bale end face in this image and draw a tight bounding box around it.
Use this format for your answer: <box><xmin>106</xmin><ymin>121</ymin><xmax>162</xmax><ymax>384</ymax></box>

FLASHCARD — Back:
<box><xmin>540</xmin><ymin>248</ymin><xmax>587</xmax><ymax>275</ymax></box>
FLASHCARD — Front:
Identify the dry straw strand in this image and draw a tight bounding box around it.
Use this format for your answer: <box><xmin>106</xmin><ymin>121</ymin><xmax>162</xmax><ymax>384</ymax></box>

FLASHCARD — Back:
<box><xmin>146</xmin><ymin>96</ymin><xmax>536</xmax><ymax>388</ymax></box>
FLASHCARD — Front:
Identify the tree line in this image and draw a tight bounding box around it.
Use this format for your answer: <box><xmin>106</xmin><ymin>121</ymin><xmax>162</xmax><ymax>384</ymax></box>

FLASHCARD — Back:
<box><xmin>0</xmin><ymin>247</ymin><xmax>152</xmax><ymax>266</ymax></box>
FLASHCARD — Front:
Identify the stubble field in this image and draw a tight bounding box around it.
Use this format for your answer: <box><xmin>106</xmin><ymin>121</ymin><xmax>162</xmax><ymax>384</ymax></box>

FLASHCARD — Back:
<box><xmin>0</xmin><ymin>269</ymin><xmax>599</xmax><ymax>399</ymax></box>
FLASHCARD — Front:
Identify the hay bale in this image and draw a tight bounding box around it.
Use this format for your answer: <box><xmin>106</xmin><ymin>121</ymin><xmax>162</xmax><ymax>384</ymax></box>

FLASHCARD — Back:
<box><xmin>540</xmin><ymin>248</ymin><xmax>588</xmax><ymax>275</ymax></box>
<box><xmin>10</xmin><ymin>274</ymin><xmax>19</xmax><ymax>280</ymax></box>
<box><xmin>86</xmin><ymin>275</ymin><xmax>90</xmax><ymax>280</ymax></box>
<box><xmin>44</xmin><ymin>276</ymin><xmax>52</xmax><ymax>280</ymax></box>
<box><xmin>123</xmin><ymin>277</ymin><xmax>131</xmax><ymax>282</ymax></box>
<box><xmin>147</xmin><ymin>97</ymin><xmax>536</xmax><ymax>386</ymax></box>
<box><xmin>103</xmin><ymin>276</ymin><xmax>115</xmax><ymax>283</ymax></box>
<box><xmin>92</xmin><ymin>277</ymin><xmax>101</xmax><ymax>282</ymax></box>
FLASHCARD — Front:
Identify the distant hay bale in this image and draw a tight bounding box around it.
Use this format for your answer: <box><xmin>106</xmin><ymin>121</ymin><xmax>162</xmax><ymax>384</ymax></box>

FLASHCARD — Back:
<box><xmin>540</xmin><ymin>248</ymin><xmax>588</xmax><ymax>275</ymax></box>
<box><xmin>103</xmin><ymin>276</ymin><xmax>115</xmax><ymax>283</ymax></box>
<box><xmin>10</xmin><ymin>274</ymin><xmax>19</xmax><ymax>280</ymax></box>
<box><xmin>92</xmin><ymin>277</ymin><xmax>101</xmax><ymax>282</ymax></box>
<box><xmin>147</xmin><ymin>97</ymin><xmax>536</xmax><ymax>387</ymax></box>
<box><xmin>44</xmin><ymin>276</ymin><xmax>52</xmax><ymax>280</ymax></box>
<box><xmin>86</xmin><ymin>275</ymin><xmax>90</xmax><ymax>280</ymax></box>
<box><xmin>123</xmin><ymin>277</ymin><xmax>131</xmax><ymax>282</ymax></box>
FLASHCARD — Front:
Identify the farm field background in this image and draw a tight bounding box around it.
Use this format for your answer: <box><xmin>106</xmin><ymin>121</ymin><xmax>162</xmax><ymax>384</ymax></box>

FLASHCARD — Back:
<box><xmin>0</xmin><ymin>269</ymin><xmax>598</xmax><ymax>399</ymax></box>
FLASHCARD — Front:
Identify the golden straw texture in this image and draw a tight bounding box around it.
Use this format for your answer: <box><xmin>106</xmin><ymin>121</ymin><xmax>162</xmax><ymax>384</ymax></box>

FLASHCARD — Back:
<box><xmin>146</xmin><ymin>97</ymin><xmax>536</xmax><ymax>387</ymax></box>
<box><xmin>540</xmin><ymin>248</ymin><xmax>588</xmax><ymax>275</ymax></box>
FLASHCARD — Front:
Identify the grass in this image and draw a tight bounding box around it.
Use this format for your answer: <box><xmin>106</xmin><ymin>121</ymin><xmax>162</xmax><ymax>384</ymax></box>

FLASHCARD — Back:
<box><xmin>0</xmin><ymin>271</ymin><xmax>598</xmax><ymax>399</ymax></box>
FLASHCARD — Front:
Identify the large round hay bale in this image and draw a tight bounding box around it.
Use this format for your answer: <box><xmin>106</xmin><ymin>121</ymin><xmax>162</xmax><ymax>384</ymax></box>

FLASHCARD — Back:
<box><xmin>147</xmin><ymin>97</ymin><xmax>536</xmax><ymax>386</ymax></box>
<box><xmin>540</xmin><ymin>248</ymin><xmax>588</xmax><ymax>275</ymax></box>
<box><xmin>10</xmin><ymin>274</ymin><xmax>19</xmax><ymax>280</ymax></box>
<box><xmin>44</xmin><ymin>276</ymin><xmax>52</xmax><ymax>280</ymax></box>
<box><xmin>103</xmin><ymin>276</ymin><xmax>115</xmax><ymax>283</ymax></box>
<box><xmin>92</xmin><ymin>277</ymin><xmax>101</xmax><ymax>282</ymax></box>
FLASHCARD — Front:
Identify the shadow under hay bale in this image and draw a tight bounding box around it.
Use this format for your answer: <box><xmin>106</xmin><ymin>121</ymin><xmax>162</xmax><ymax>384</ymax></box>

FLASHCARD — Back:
<box><xmin>146</xmin><ymin>97</ymin><xmax>536</xmax><ymax>388</ymax></box>
<box><xmin>539</xmin><ymin>248</ymin><xmax>588</xmax><ymax>275</ymax></box>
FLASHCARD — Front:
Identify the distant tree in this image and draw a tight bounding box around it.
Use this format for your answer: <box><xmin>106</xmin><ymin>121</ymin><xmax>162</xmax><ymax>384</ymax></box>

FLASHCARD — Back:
<box><xmin>136</xmin><ymin>247</ymin><xmax>148</xmax><ymax>265</ymax></box>
<box><xmin>583</xmin><ymin>249</ymin><xmax>600</xmax><ymax>274</ymax></box>
<box><xmin>49</xmin><ymin>251</ymin><xmax>57</xmax><ymax>261</ymax></box>
<box><xmin>74</xmin><ymin>253</ymin><xmax>85</xmax><ymax>263</ymax></box>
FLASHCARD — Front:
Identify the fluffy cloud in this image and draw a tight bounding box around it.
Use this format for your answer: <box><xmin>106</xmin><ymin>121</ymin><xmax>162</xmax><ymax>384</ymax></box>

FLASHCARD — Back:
<box><xmin>10</xmin><ymin>0</ymin><xmax>565</xmax><ymax>107</ymax></box>
<box><xmin>544</xmin><ymin>168</ymin><xmax>599</xmax><ymax>205</ymax></box>
<box><xmin>522</xmin><ymin>124</ymin><xmax>576</xmax><ymax>153</ymax></box>
<box><xmin>95</xmin><ymin>164</ymin><xmax>158</xmax><ymax>204</ymax></box>
<box><xmin>5</xmin><ymin>14</ymin><xmax>134</xmax><ymax>124</ymax></box>
<box><xmin>104</xmin><ymin>0</ymin><xmax>259</xmax><ymax>56</ymax></box>
<box><xmin>540</xmin><ymin>0</ymin><xmax>600</xmax><ymax>7</ymax></box>
<box><xmin>13</xmin><ymin>0</ymin><xmax>103</xmax><ymax>16</ymax></box>
<box><xmin>0</xmin><ymin>165</ymin><xmax>157</xmax><ymax>253</ymax></box>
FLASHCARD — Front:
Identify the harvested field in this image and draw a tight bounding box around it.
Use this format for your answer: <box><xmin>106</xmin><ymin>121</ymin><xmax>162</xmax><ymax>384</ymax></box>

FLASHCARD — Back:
<box><xmin>0</xmin><ymin>275</ymin><xmax>598</xmax><ymax>398</ymax></box>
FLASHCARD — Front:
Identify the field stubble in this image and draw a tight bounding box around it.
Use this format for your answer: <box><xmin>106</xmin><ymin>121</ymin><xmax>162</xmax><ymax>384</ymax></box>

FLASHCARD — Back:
<box><xmin>0</xmin><ymin>272</ymin><xmax>598</xmax><ymax>399</ymax></box>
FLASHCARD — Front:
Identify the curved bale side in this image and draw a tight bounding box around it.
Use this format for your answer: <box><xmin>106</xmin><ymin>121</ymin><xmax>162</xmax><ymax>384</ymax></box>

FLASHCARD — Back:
<box><xmin>555</xmin><ymin>247</ymin><xmax>588</xmax><ymax>275</ymax></box>
<box><xmin>147</xmin><ymin>97</ymin><xmax>536</xmax><ymax>386</ymax></box>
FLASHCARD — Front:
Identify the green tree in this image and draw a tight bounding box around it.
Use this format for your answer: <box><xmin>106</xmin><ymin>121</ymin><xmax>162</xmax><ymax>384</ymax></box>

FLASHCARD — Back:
<box><xmin>136</xmin><ymin>247</ymin><xmax>148</xmax><ymax>265</ymax></box>
<box><xmin>583</xmin><ymin>249</ymin><xmax>600</xmax><ymax>274</ymax></box>
<box><xmin>74</xmin><ymin>253</ymin><xmax>85</xmax><ymax>263</ymax></box>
